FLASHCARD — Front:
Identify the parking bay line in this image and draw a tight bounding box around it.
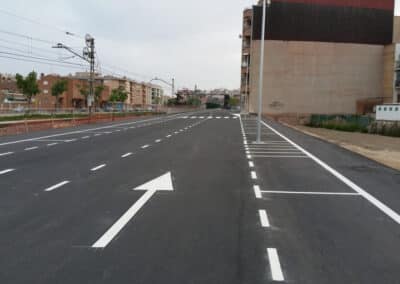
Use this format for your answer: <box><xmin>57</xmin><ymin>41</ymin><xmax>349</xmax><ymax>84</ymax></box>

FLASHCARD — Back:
<box><xmin>262</xmin><ymin>120</ymin><xmax>400</xmax><ymax>225</ymax></box>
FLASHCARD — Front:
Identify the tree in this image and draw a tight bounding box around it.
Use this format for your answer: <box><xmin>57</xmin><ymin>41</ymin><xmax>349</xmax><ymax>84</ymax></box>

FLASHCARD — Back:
<box><xmin>51</xmin><ymin>79</ymin><xmax>68</xmax><ymax>109</ymax></box>
<box><xmin>187</xmin><ymin>96</ymin><xmax>201</xmax><ymax>106</ymax></box>
<box><xmin>229</xmin><ymin>97</ymin><xmax>240</xmax><ymax>107</ymax></box>
<box><xmin>76</xmin><ymin>84</ymin><xmax>89</xmax><ymax>107</ymax></box>
<box><xmin>94</xmin><ymin>85</ymin><xmax>105</xmax><ymax>109</ymax></box>
<box><xmin>109</xmin><ymin>87</ymin><xmax>128</xmax><ymax>103</ymax></box>
<box><xmin>15</xmin><ymin>71</ymin><xmax>40</xmax><ymax>109</ymax></box>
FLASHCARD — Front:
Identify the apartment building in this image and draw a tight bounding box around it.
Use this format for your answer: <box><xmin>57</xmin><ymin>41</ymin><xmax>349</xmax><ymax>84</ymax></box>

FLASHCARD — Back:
<box><xmin>242</xmin><ymin>0</ymin><xmax>399</xmax><ymax>117</ymax></box>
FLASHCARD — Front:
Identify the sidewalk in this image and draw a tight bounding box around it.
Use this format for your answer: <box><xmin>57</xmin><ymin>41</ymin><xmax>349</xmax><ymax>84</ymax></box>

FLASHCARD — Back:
<box><xmin>286</xmin><ymin>124</ymin><xmax>400</xmax><ymax>171</ymax></box>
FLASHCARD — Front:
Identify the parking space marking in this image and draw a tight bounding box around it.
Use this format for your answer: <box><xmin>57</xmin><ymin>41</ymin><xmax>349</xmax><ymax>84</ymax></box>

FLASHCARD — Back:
<box><xmin>260</xmin><ymin>190</ymin><xmax>360</xmax><ymax>196</ymax></box>
<box><xmin>262</xmin><ymin>120</ymin><xmax>400</xmax><ymax>225</ymax></box>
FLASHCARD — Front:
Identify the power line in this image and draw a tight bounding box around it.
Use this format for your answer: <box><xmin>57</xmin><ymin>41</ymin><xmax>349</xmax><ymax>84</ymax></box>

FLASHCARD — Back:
<box><xmin>0</xmin><ymin>51</ymin><xmax>87</xmax><ymax>67</ymax></box>
<box><xmin>0</xmin><ymin>29</ymin><xmax>56</xmax><ymax>45</ymax></box>
<box><xmin>0</xmin><ymin>8</ymin><xmax>83</xmax><ymax>39</ymax></box>
<box><xmin>0</xmin><ymin>55</ymin><xmax>88</xmax><ymax>70</ymax></box>
<box><xmin>0</xmin><ymin>44</ymin><xmax>63</xmax><ymax>59</ymax></box>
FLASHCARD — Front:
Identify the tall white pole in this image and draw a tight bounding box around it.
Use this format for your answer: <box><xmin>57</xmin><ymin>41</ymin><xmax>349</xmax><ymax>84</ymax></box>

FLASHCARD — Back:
<box><xmin>256</xmin><ymin>0</ymin><xmax>269</xmax><ymax>143</ymax></box>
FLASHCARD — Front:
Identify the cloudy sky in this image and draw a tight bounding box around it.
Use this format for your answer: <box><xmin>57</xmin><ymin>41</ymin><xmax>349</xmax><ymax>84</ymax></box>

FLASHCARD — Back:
<box><xmin>0</xmin><ymin>0</ymin><xmax>399</xmax><ymax>91</ymax></box>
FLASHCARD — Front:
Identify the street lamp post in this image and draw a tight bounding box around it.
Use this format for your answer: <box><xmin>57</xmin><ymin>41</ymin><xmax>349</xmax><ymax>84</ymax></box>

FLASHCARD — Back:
<box><xmin>256</xmin><ymin>0</ymin><xmax>271</xmax><ymax>143</ymax></box>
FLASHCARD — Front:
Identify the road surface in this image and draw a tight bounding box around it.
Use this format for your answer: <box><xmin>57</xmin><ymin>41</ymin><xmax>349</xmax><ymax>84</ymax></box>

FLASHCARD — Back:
<box><xmin>0</xmin><ymin>110</ymin><xmax>399</xmax><ymax>283</ymax></box>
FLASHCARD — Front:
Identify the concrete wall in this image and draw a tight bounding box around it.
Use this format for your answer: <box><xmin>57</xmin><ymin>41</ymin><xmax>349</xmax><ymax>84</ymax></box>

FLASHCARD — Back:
<box><xmin>382</xmin><ymin>44</ymin><xmax>396</xmax><ymax>103</ymax></box>
<box><xmin>249</xmin><ymin>40</ymin><xmax>385</xmax><ymax>115</ymax></box>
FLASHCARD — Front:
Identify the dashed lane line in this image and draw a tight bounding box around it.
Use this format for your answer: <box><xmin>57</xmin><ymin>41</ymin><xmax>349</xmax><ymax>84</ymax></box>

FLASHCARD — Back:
<box><xmin>155</xmin><ymin>139</ymin><xmax>162</xmax><ymax>143</ymax></box>
<box><xmin>141</xmin><ymin>145</ymin><xmax>150</xmax><ymax>149</ymax></box>
<box><xmin>0</xmin><ymin>169</ymin><xmax>15</xmax><ymax>175</ymax></box>
<box><xmin>254</xmin><ymin>185</ymin><xmax>262</xmax><ymax>199</ymax></box>
<box><xmin>121</xmin><ymin>153</ymin><xmax>133</xmax><ymax>158</ymax></box>
<box><xmin>24</xmin><ymin>146</ymin><xmax>39</xmax><ymax>151</ymax></box>
<box><xmin>259</xmin><ymin>210</ymin><xmax>270</xmax><ymax>227</ymax></box>
<box><xmin>91</xmin><ymin>164</ymin><xmax>106</xmax><ymax>172</ymax></box>
<box><xmin>267</xmin><ymin>248</ymin><xmax>285</xmax><ymax>282</ymax></box>
<box><xmin>47</xmin><ymin>143</ymin><xmax>58</xmax><ymax>147</ymax></box>
<box><xmin>0</xmin><ymin>152</ymin><xmax>14</xmax><ymax>157</ymax></box>
<box><xmin>44</xmin><ymin>181</ymin><xmax>70</xmax><ymax>192</ymax></box>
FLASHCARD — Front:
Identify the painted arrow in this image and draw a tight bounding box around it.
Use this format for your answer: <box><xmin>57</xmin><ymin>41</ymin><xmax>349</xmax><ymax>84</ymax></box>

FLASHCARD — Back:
<box><xmin>92</xmin><ymin>172</ymin><xmax>174</xmax><ymax>248</ymax></box>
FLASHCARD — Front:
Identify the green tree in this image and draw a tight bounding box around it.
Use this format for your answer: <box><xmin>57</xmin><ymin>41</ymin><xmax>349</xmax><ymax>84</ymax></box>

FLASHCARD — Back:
<box><xmin>109</xmin><ymin>87</ymin><xmax>128</xmax><ymax>102</ymax></box>
<box><xmin>94</xmin><ymin>85</ymin><xmax>105</xmax><ymax>109</ymax></box>
<box><xmin>15</xmin><ymin>71</ymin><xmax>40</xmax><ymax>109</ymax></box>
<box><xmin>51</xmin><ymin>79</ymin><xmax>68</xmax><ymax>109</ymax></box>
<box><xmin>229</xmin><ymin>97</ymin><xmax>239</xmax><ymax>107</ymax></box>
<box><xmin>76</xmin><ymin>84</ymin><xmax>89</xmax><ymax>107</ymax></box>
<box><xmin>187</xmin><ymin>96</ymin><xmax>201</xmax><ymax>106</ymax></box>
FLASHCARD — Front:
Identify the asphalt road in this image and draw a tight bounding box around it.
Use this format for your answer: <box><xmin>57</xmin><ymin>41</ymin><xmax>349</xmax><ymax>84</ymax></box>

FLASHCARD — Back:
<box><xmin>0</xmin><ymin>110</ymin><xmax>399</xmax><ymax>283</ymax></box>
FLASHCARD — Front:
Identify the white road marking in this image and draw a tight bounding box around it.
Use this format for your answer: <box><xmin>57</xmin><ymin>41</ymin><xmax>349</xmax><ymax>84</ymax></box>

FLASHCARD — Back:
<box><xmin>155</xmin><ymin>139</ymin><xmax>162</xmax><ymax>143</ymax></box>
<box><xmin>249</xmin><ymin>161</ymin><xmax>254</xmax><ymax>168</ymax></box>
<box><xmin>94</xmin><ymin>134</ymin><xmax>102</xmax><ymax>137</ymax></box>
<box><xmin>252</xmin><ymin>155</ymin><xmax>309</xmax><ymax>158</ymax></box>
<box><xmin>24</xmin><ymin>146</ymin><xmax>38</xmax><ymax>151</ymax></box>
<box><xmin>224</xmin><ymin>116</ymin><xmax>229</xmax><ymax>119</ymax></box>
<box><xmin>91</xmin><ymin>164</ymin><xmax>106</xmax><ymax>171</ymax></box>
<box><xmin>44</xmin><ymin>181</ymin><xmax>70</xmax><ymax>192</ymax></box>
<box><xmin>261</xmin><ymin>190</ymin><xmax>360</xmax><ymax>196</ymax></box>
<box><xmin>259</xmin><ymin>210</ymin><xmax>270</xmax><ymax>227</ymax></box>
<box><xmin>141</xmin><ymin>145</ymin><xmax>150</xmax><ymax>149</ymax></box>
<box><xmin>92</xmin><ymin>172</ymin><xmax>174</xmax><ymax>248</ymax></box>
<box><xmin>65</xmin><ymin>139</ymin><xmax>77</xmax><ymax>143</ymax></box>
<box><xmin>166</xmin><ymin>135</ymin><xmax>172</xmax><ymax>138</ymax></box>
<box><xmin>251</xmin><ymin>171</ymin><xmax>257</xmax><ymax>179</ymax></box>
<box><xmin>267</xmin><ymin>248</ymin><xmax>285</xmax><ymax>281</ymax></box>
<box><xmin>262</xmin><ymin>120</ymin><xmax>400</xmax><ymax>225</ymax></box>
<box><xmin>121</xmin><ymin>153</ymin><xmax>133</xmax><ymax>158</ymax></box>
<box><xmin>199</xmin><ymin>116</ymin><xmax>205</xmax><ymax>119</ymax></box>
<box><xmin>247</xmin><ymin>155</ymin><xmax>252</xmax><ymax>159</ymax></box>
<box><xmin>47</xmin><ymin>143</ymin><xmax>58</xmax><ymax>147</ymax></box>
<box><xmin>81</xmin><ymin>136</ymin><xmax>90</xmax><ymax>139</ymax></box>
<box><xmin>0</xmin><ymin>152</ymin><xmax>14</xmax><ymax>157</ymax></box>
<box><xmin>0</xmin><ymin>169</ymin><xmax>15</xmax><ymax>175</ymax></box>
<box><xmin>254</xmin><ymin>185</ymin><xmax>262</xmax><ymax>199</ymax></box>
<box><xmin>174</xmin><ymin>131</ymin><xmax>179</xmax><ymax>134</ymax></box>
<box><xmin>216</xmin><ymin>117</ymin><xmax>221</xmax><ymax>119</ymax></box>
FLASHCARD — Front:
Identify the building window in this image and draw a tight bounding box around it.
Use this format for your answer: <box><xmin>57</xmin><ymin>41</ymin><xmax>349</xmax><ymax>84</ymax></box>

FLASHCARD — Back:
<box><xmin>395</xmin><ymin>107</ymin><xmax>399</xmax><ymax>111</ymax></box>
<box><xmin>384</xmin><ymin>107</ymin><xmax>387</xmax><ymax>111</ymax></box>
<box><xmin>43</xmin><ymin>89</ymin><xmax>48</xmax><ymax>94</ymax></box>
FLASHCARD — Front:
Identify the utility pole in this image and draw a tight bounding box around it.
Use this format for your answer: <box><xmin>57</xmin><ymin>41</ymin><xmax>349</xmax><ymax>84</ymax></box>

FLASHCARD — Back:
<box><xmin>256</xmin><ymin>0</ymin><xmax>270</xmax><ymax>143</ymax></box>
<box><xmin>53</xmin><ymin>34</ymin><xmax>95</xmax><ymax>116</ymax></box>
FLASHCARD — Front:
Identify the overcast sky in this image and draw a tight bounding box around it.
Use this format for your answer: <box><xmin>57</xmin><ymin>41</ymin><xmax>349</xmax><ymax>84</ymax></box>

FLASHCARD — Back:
<box><xmin>0</xmin><ymin>0</ymin><xmax>399</xmax><ymax>91</ymax></box>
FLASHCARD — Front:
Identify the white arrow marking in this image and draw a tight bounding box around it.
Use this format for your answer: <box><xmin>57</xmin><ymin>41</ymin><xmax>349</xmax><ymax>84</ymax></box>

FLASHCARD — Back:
<box><xmin>92</xmin><ymin>172</ymin><xmax>174</xmax><ymax>248</ymax></box>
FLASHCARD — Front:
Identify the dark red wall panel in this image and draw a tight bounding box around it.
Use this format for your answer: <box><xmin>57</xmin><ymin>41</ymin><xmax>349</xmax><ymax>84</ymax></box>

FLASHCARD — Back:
<box><xmin>252</xmin><ymin>2</ymin><xmax>394</xmax><ymax>45</ymax></box>
<box><xmin>271</xmin><ymin>0</ymin><xmax>394</xmax><ymax>11</ymax></box>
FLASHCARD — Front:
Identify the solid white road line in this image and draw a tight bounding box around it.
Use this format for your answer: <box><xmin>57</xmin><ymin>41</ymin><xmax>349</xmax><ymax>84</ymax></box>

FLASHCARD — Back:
<box><xmin>252</xmin><ymin>155</ymin><xmax>309</xmax><ymax>158</ymax></box>
<box><xmin>259</xmin><ymin>210</ymin><xmax>270</xmax><ymax>227</ymax></box>
<box><xmin>92</xmin><ymin>189</ymin><xmax>156</xmax><ymax>248</ymax></box>
<box><xmin>155</xmin><ymin>139</ymin><xmax>162</xmax><ymax>143</ymax></box>
<box><xmin>254</xmin><ymin>185</ymin><xmax>262</xmax><ymax>199</ymax></box>
<box><xmin>91</xmin><ymin>164</ymin><xmax>106</xmax><ymax>171</ymax></box>
<box><xmin>141</xmin><ymin>145</ymin><xmax>150</xmax><ymax>149</ymax></box>
<box><xmin>249</xmin><ymin>161</ymin><xmax>254</xmax><ymax>168</ymax></box>
<box><xmin>0</xmin><ymin>169</ymin><xmax>15</xmax><ymax>175</ymax></box>
<box><xmin>262</xmin><ymin>120</ymin><xmax>400</xmax><ymax>225</ymax></box>
<box><xmin>267</xmin><ymin>248</ymin><xmax>285</xmax><ymax>281</ymax></box>
<box><xmin>121</xmin><ymin>153</ymin><xmax>133</xmax><ymax>158</ymax></box>
<box><xmin>47</xmin><ymin>143</ymin><xmax>58</xmax><ymax>147</ymax></box>
<box><xmin>44</xmin><ymin>181</ymin><xmax>70</xmax><ymax>192</ymax></box>
<box><xmin>0</xmin><ymin>152</ymin><xmax>14</xmax><ymax>157</ymax></box>
<box><xmin>251</xmin><ymin>171</ymin><xmax>257</xmax><ymax>179</ymax></box>
<box><xmin>24</xmin><ymin>146</ymin><xmax>38</xmax><ymax>151</ymax></box>
<box><xmin>261</xmin><ymin>190</ymin><xmax>361</xmax><ymax>196</ymax></box>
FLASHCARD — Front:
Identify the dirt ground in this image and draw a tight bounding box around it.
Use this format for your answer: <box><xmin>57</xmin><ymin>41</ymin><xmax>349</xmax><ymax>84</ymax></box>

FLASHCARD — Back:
<box><xmin>288</xmin><ymin>125</ymin><xmax>400</xmax><ymax>172</ymax></box>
